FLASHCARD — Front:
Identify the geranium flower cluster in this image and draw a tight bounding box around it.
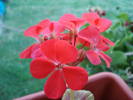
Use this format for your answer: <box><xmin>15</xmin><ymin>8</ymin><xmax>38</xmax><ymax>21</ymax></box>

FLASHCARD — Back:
<box><xmin>20</xmin><ymin>12</ymin><xmax>114</xmax><ymax>99</ymax></box>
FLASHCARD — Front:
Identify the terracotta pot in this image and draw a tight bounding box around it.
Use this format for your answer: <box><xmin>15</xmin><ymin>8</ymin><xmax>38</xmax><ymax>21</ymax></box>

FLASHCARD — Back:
<box><xmin>14</xmin><ymin>72</ymin><xmax>133</xmax><ymax>100</ymax></box>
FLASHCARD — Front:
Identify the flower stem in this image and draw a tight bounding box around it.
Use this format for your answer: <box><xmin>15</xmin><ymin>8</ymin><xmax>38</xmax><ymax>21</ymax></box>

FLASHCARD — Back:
<box><xmin>73</xmin><ymin>35</ymin><xmax>77</xmax><ymax>47</ymax></box>
<box><xmin>70</xmin><ymin>89</ymin><xmax>75</xmax><ymax>100</ymax></box>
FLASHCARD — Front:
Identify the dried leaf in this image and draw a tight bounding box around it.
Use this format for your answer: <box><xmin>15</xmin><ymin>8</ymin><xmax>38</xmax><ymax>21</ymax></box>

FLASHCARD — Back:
<box><xmin>62</xmin><ymin>89</ymin><xmax>94</xmax><ymax>100</ymax></box>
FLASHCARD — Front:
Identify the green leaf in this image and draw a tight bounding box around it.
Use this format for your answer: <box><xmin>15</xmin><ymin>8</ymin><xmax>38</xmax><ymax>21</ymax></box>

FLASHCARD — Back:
<box><xmin>110</xmin><ymin>51</ymin><xmax>127</xmax><ymax>66</ymax></box>
<box><xmin>117</xmin><ymin>13</ymin><xmax>129</xmax><ymax>21</ymax></box>
<box><xmin>76</xmin><ymin>44</ymin><xmax>89</xmax><ymax>51</ymax></box>
<box><xmin>80</xmin><ymin>23</ymin><xmax>90</xmax><ymax>30</ymax></box>
<box><xmin>111</xmin><ymin>22</ymin><xmax>121</xmax><ymax>30</ymax></box>
<box><xmin>76</xmin><ymin>44</ymin><xmax>83</xmax><ymax>49</ymax></box>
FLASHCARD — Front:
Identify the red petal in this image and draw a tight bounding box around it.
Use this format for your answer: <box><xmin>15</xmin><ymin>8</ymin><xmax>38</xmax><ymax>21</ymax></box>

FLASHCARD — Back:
<box><xmin>98</xmin><ymin>52</ymin><xmax>112</xmax><ymax>68</ymax></box>
<box><xmin>78</xmin><ymin>25</ymin><xmax>100</xmax><ymax>44</ymax></box>
<box><xmin>82</xmin><ymin>12</ymin><xmax>100</xmax><ymax>24</ymax></box>
<box><xmin>31</xmin><ymin>48</ymin><xmax>43</xmax><ymax>59</ymax></box>
<box><xmin>49</xmin><ymin>22</ymin><xmax>54</xmax><ymax>32</ymax></box>
<box><xmin>56</xmin><ymin>33</ymin><xmax>71</xmax><ymax>41</ymax></box>
<box><xmin>41</xmin><ymin>39</ymin><xmax>57</xmax><ymax>62</ymax></box>
<box><xmin>82</xmin><ymin>13</ymin><xmax>112</xmax><ymax>32</ymax></box>
<box><xmin>101</xmin><ymin>36</ymin><xmax>115</xmax><ymax>46</ymax></box>
<box><xmin>77</xmin><ymin>37</ymin><xmax>90</xmax><ymax>47</ymax></box>
<box><xmin>55</xmin><ymin>40</ymin><xmax>78</xmax><ymax>64</ymax></box>
<box><xmin>41</xmin><ymin>21</ymin><xmax>65</xmax><ymax>36</ymax></box>
<box><xmin>41</xmin><ymin>39</ymin><xmax>78</xmax><ymax>64</ymax></box>
<box><xmin>59</xmin><ymin>14</ymin><xmax>84</xmax><ymax>31</ymax></box>
<box><xmin>30</xmin><ymin>58</ymin><xmax>55</xmax><ymax>79</ymax></box>
<box><xmin>71</xmin><ymin>19</ymin><xmax>85</xmax><ymax>29</ymax></box>
<box><xmin>86</xmin><ymin>50</ymin><xmax>101</xmax><ymax>65</ymax></box>
<box><xmin>24</xmin><ymin>25</ymin><xmax>42</xmax><ymax>39</ymax></box>
<box><xmin>96</xmin><ymin>18</ymin><xmax>112</xmax><ymax>32</ymax></box>
<box><xmin>44</xmin><ymin>70</ymin><xmax>66</xmax><ymax>99</ymax></box>
<box><xmin>63</xmin><ymin>66</ymin><xmax>88</xmax><ymax>90</ymax></box>
<box><xmin>59</xmin><ymin>14</ymin><xmax>76</xmax><ymax>30</ymax></box>
<box><xmin>60</xmin><ymin>21</ymin><xmax>75</xmax><ymax>31</ymax></box>
<box><xmin>96</xmin><ymin>40</ymin><xmax>110</xmax><ymax>51</ymax></box>
<box><xmin>53</xmin><ymin>22</ymin><xmax>65</xmax><ymax>33</ymax></box>
<box><xmin>59</xmin><ymin>14</ymin><xmax>77</xmax><ymax>22</ymax></box>
<box><xmin>19</xmin><ymin>44</ymin><xmax>39</xmax><ymax>59</ymax></box>
<box><xmin>38</xmin><ymin>19</ymin><xmax>50</xmax><ymax>28</ymax></box>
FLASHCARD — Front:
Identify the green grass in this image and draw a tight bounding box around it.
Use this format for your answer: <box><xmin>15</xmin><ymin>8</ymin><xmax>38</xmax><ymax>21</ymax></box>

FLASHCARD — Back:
<box><xmin>0</xmin><ymin>0</ymin><xmax>133</xmax><ymax>100</ymax></box>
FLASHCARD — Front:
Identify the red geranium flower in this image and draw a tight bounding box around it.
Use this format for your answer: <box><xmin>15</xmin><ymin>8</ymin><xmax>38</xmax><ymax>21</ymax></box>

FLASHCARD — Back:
<box><xmin>78</xmin><ymin>25</ymin><xmax>114</xmax><ymax>67</ymax></box>
<box><xmin>30</xmin><ymin>39</ymin><xmax>88</xmax><ymax>99</ymax></box>
<box><xmin>86</xmin><ymin>40</ymin><xmax>112</xmax><ymax>68</ymax></box>
<box><xmin>24</xmin><ymin>19</ymin><xmax>65</xmax><ymax>40</ymax></box>
<box><xmin>82</xmin><ymin>12</ymin><xmax>112</xmax><ymax>32</ymax></box>
<box><xmin>20</xmin><ymin>20</ymin><xmax>65</xmax><ymax>59</ymax></box>
<box><xmin>20</xmin><ymin>12</ymin><xmax>115</xmax><ymax>100</ymax></box>
<box><xmin>59</xmin><ymin>14</ymin><xmax>85</xmax><ymax>33</ymax></box>
<box><xmin>20</xmin><ymin>19</ymin><xmax>51</xmax><ymax>59</ymax></box>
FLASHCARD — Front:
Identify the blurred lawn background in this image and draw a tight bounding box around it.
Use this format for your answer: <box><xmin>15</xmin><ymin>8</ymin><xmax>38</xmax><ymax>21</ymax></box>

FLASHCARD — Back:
<box><xmin>0</xmin><ymin>0</ymin><xmax>133</xmax><ymax>100</ymax></box>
